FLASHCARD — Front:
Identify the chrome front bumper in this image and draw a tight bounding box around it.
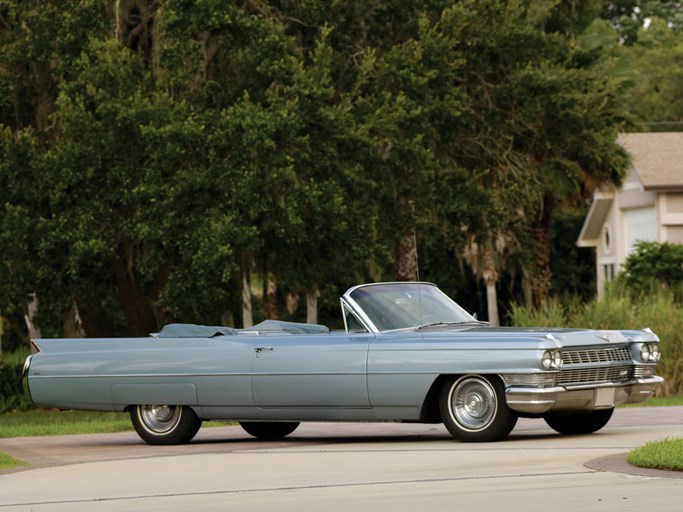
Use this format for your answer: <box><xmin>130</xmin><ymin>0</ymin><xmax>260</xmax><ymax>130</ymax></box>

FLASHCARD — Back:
<box><xmin>505</xmin><ymin>375</ymin><xmax>664</xmax><ymax>415</ymax></box>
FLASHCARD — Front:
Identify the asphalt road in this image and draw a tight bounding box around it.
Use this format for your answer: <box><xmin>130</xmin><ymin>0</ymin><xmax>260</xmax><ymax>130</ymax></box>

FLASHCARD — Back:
<box><xmin>0</xmin><ymin>407</ymin><xmax>682</xmax><ymax>511</ymax></box>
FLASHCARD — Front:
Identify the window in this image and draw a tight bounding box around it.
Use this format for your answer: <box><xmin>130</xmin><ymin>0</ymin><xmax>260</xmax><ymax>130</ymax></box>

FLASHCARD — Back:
<box><xmin>343</xmin><ymin>306</ymin><xmax>368</xmax><ymax>333</ymax></box>
<box><xmin>603</xmin><ymin>264</ymin><xmax>615</xmax><ymax>283</ymax></box>
<box><xmin>624</xmin><ymin>207</ymin><xmax>656</xmax><ymax>255</ymax></box>
<box><xmin>603</xmin><ymin>226</ymin><xmax>612</xmax><ymax>254</ymax></box>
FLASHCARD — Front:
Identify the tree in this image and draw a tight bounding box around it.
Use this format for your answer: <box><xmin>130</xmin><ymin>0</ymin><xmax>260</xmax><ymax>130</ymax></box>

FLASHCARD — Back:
<box><xmin>601</xmin><ymin>0</ymin><xmax>683</xmax><ymax>44</ymax></box>
<box><xmin>618</xmin><ymin>17</ymin><xmax>683</xmax><ymax>128</ymax></box>
<box><xmin>619</xmin><ymin>241</ymin><xmax>683</xmax><ymax>293</ymax></box>
<box><xmin>409</xmin><ymin>0</ymin><xmax>629</xmax><ymax>310</ymax></box>
<box><xmin>0</xmin><ymin>0</ymin><xmax>634</xmax><ymax>337</ymax></box>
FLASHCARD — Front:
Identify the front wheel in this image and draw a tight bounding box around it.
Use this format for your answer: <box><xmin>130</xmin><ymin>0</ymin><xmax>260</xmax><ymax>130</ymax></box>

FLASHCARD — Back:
<box><xmin>439</xmin><ymin>375</ymin><xmax>517</xmax><ymax>442</ymax></box>
<box><xmin>130</xmin><ymin>405</ymin><xmax>202</xmax><ymax>445</ymax></box>
<box><xmin>240</xmin><ymin>421</ymin><xmax>300</xmax><ymax>440</ymax></box>
<box><xmin>544</xmin><ymin>408</ymin><xmax>614</xmax><ymax>435</ymax></box>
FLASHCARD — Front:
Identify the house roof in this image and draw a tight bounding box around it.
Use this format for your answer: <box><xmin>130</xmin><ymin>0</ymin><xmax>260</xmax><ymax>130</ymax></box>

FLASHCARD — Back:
<box><xmin>618</xmin><ymin>132</ymin><xmax>683</xmax><ymax>190</ymax></box>
<box><xmin>576</xmin><ymin>192</ymin><xmax>613</xmax><ymax>247</ymax></box>
<box><xmin>576</xmin><ymin>194</ymin><xmax>614</xmax><ymax>247</ymax></box>
<box><xmin>577</xmin><ymin>131</ymin><xmax>683</xmax><ymax>247</ymax></box>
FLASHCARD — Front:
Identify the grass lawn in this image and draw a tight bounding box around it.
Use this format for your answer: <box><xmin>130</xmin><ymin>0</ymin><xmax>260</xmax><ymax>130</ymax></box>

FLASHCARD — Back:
<box><xmin>1</xmin><ymin>409</ymin><xmax>133</xmax><ymax>439</ymax></box>
<box><xmin>0</xmin><ymin>451</ymin><xmax>27</xmax><ymax>470</ymax></box>
<box><xmin>628</xmin><ymin>438</ymin><xmax>683</xmax><ymax>472</ymax></box>
<box><xmin>622</xmin><ymin>395</ymin><xmax>683</xmax><ymax>407</ymax></box>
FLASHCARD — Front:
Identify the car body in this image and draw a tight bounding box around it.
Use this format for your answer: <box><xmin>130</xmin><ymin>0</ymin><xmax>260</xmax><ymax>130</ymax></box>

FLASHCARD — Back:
<box><xmin>23</xmin><ymin>282</ymin><xmax>663</xmax><ymax>444</ymax></box>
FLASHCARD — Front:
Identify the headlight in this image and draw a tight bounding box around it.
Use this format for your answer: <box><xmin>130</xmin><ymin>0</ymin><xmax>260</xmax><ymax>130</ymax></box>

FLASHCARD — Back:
<box><xmin>541</xmin><ymin>349</ymin><xmax>563</xmax><ymax>369</ymax></box>
<box><xmin>652</xmin><ymin>344</ymin><xmax>660</xmax><ymax>361</ymax></box>
<box><xmin>641</xmin><ymin>343</ymin><xmax>661</xmax><ymax>363</ymax></box>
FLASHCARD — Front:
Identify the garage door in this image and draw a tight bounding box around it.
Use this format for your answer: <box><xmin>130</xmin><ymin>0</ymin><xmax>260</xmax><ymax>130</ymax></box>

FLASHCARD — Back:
<box><xmin>623</xmin><ymin>206</ymin><xmax>656</xmax><ymax>255</ymax></box>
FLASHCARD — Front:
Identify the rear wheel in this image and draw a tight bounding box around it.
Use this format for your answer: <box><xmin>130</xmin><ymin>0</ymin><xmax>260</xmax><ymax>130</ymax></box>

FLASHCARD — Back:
<box><xmin>439</xmin><ymin>375</ymin><xmax>517</xmax><ymax>442</ymax></box>
<box><xmin>130</xmin><ymin>405</ymin><xmax>201</xmax><ymax>445</ymax></box>
<box><xmin>240</xmin><ymin>421</ymin><xmax>300</xmax><ymax>440</ymax></box>
<box><xmin>544</xmin><ymin>408</ymin><xmax>614</xmax><ymax>435</ymax></box>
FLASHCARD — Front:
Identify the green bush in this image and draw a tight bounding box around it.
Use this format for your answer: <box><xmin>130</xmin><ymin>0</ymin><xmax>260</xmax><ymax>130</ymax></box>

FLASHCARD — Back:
<box><xmin>0</xmin><ymin>360</ymin><xmax>33</xmax><ymax>413</ymax></box>
<box><xmin>619</xmin><ymin>241</ymin><xmax>683</xmax><ymax>299</ymax></box>
<box><xmin>509</xmin><ymin>285</ymin><xmax>683</xmax><ymax>397</ymax></box>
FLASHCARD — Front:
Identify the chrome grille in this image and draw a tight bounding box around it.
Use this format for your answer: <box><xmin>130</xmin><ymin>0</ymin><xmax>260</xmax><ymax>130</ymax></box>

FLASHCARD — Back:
<box><xmin>557</xmin><ymin>365</ymin><xmax>635</xmax><ymax>385</ymax></box>
<box><xmin>562</xmin><ymin>347</ymin><xmax>631</xmax><ymax>365</ymax></box>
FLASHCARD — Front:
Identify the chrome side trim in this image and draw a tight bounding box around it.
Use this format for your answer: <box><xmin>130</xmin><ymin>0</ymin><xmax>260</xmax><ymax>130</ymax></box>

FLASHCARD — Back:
<box><xmin>22</xmin><ymin>355</ymin><xmax>34</xmax><ymax>402</ymax></box>
<box><xmin>28</xmin><ymin>371</ymin><xmax>368</xmax><ymax>379</ymax></box>
<box><xmin>340</xmin><ymin>296</ymin><xmax>378</xmax><ymax>334</ymax></box>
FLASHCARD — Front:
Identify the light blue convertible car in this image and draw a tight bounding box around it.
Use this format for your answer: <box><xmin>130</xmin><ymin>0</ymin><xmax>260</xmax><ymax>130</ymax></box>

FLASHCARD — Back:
<box><xmin>23</xmin><ymin>282</ymin><xmax>663</xmax><ymax>445</ymax></box>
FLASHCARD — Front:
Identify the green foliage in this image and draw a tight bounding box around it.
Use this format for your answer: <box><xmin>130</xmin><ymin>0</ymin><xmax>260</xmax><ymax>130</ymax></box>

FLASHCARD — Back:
<box><xmin>508</xmin><ymin>299</ymin><xmax>573</xmax><ymax>328</ymax></box>
<box><xmin>0</xmin><ymin>0</ymin><xmax>633</xmax><ymax>335</ymax></box>
<box><xmin>601</xmin><ymin>0</ymin><xmax>683</xmax><ymax>45</ymax></box>
<box><xmin>594</xmin><ymin>4</ymin><xmax>683</xmax><ymax>129</ymax></box>
<box><xmin>622</xmin><ymin>19</ymin><xmax>683</xmax><ymax>128</ymax></box>
<box><xmin>510</xmin><ymin>285</ymin><xmax>683</xmax><ymax>397</ymax></box>
<box><xmin>550</xmin><ymin>209</ymin><xmax>597</xmax><ymax>302</ymax></box>
<box><xmin>619</xmin><ymin>241</ymin><xmax>683</xmax><ymax>295</ymax></box>
<box><xmin>0</xmin><ymin>361</ymin><xmax>32</xmax><ymax>413</ymax></box>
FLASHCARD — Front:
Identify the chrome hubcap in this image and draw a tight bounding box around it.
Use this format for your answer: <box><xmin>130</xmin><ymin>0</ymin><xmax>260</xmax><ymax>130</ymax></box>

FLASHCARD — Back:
<box><xmin>451</xmin><ymin>377</ymin><xmax>497</xmax><ymax>432</ymax></box>
<box><xmin>139</xmin><ymin>405</ymin><xmax>181</xmax><ymax>433</ymax></box>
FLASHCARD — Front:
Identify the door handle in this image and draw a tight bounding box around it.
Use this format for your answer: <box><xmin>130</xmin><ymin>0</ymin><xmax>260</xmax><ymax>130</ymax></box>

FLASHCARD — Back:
<box><xmin>254</xmin><ymin>347</ymin><xmax>273</xmax><ymax>358</ymax></box>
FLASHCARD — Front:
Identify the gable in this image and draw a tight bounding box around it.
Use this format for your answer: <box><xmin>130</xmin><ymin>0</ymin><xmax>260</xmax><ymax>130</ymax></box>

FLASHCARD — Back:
<box><xmin>618</xmin><ymin>133</ymin><xmax>683</xmax><ymax>190</ymax></box>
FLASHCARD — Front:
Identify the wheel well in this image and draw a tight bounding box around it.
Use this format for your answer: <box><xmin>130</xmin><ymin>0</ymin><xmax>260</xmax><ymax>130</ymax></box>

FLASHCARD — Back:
<box><xmin>121</xmin><ymin>404</ymin><xmax>202</xmax><ymax>419</ymax></box>
<box><xmin>420</xmin><ymin>375</ymin><xmax>454</xmax><ymax>423</ymax></box>
<box><xmin>420</xmin><ymin>374</ymin><xmax>506</xmax><ymax>423</ymax></box>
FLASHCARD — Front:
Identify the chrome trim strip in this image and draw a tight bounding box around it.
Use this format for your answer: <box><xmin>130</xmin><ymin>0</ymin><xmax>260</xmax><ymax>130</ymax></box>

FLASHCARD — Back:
<box><xmin>563</xmin><ymin>375</ymin><xmax>663</xmax><ymax>391</ymax></box>
<box><xmin>341</xmin><ymin>295</ymin><xmax>379</xmax><ymax>334</ymax></box>
<box><xmin>29</xmin><ymin>371</ymin><xmax>369</xmax><ymax>379</ymax></box>
<box><xmin>506</xmin><ymin>375</ymin><xmax>663</xmax><ymax>394</ymax></box>
<box><xmin>22</xmin><ymin>355</ymin><xmax>34</xmax><ymax>402</ymax></box>
<box><xmin>30</xmin><ymin>372</ymin><xmax>251</xmax><ymax>379</ymax></box>
<box><xmin>340</xmin><ymin>299</ymin><xmax>372</xmax><ymax>334</ymax></box>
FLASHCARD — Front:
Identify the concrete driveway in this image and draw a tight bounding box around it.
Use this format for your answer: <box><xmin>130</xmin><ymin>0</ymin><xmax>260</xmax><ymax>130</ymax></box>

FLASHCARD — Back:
<box><xmin>0</xmin><ymin>407</ymin><xmax>682</xmax><ymax>511</ymax></box>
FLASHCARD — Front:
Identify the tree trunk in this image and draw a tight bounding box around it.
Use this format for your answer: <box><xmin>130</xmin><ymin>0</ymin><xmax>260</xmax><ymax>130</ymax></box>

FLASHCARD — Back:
<box><xmin>30</xmin><ymin>60</ymin><xmax>55</xmax><ymax>132</ymax></box>
<box><xmin>63</xmin><ymin>302</ymin><xmax>86</xmax><ymax>338</ymax></box>
<box><xmin>484</xmin><ymin>279</ymin><xmax>499</xmax><ymax>326</ymax></box>
<box><xmin>78</xmin><ymin>302</ymin><xmax>117</xmax><ymax>338</ymax></box>
<box><xmin>265</xmin><ymin>277</ymin><xmax>281</xmax><ymax>320</ymax></box>
<box><xmin>241</xmin><ymin>270</ymin><xmax>253</xmax><ymax>328</ymax></box>
<box><xmin>113</xmin><ymin>258</ymin><xmax>159</xmax><ymax>336</ymax></box>
<box><xmin>531</xmin><ymin>197</ymin><xmax>554</xmax><ymax>310</ymax></box>
<box><xmin>395</xmin><ymin>233</ymin><xmax>418</xmax><ymax>281</ymax></box>
<box><xmin>115</xmin><ymin>0</ymin><xmax>159</xmax><ymax>57</ymax></box>
<box><xmin>306</xmin><ymin>286</ymin><xmax>320</xmax><ymax>324</ymax></box>
<box><xmin>482</xmin><ymin>244</ymin><xmax>500</xmax><ymax>326</ymax></box>
<box><xmin>24</xmin><ymin>293</ymin><xmax>42</xmax><ymax>341</ymax></box>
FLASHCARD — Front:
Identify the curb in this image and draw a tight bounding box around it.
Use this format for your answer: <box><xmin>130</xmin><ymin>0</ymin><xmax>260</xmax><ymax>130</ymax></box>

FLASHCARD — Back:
<box><xmin>585</xmin><ymin>453</ymin><xmax>683</xmax><ymax>480</ymax></box>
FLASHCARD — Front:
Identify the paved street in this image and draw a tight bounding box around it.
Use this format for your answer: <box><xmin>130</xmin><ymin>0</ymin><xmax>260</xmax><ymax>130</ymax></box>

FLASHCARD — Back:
<box><xmin>1</xmin><ymin>407</ymin><xmax>682</xmax><ymax>511</ymax></box>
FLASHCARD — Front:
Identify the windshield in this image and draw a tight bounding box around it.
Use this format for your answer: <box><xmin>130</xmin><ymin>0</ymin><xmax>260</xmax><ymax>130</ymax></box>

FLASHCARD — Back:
<box><xmin>348</xmin><ymin>283</ymin><xmax>475</xmax><ymax>331</ymax></box>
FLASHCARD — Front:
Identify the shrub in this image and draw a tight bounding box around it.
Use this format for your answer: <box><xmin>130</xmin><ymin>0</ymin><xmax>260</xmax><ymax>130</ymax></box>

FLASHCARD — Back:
<box><xmin>0</xmin><ymin>348</ymin><xmax>33</xmax><ymax>413</ymax></box>
<box><xmin>0</xmin><ymin>360</ymin><xmax>33</xmax><ymax>413</ymax></box>
<box><xmin>619</xmin><ymin>241</ymin><xmax>683</xmax><ymax>299</ymax></box>
<box><xmin>509</xmin><ymin>285</ymin><xmax>683</xmax><ymax>397</ymax></box>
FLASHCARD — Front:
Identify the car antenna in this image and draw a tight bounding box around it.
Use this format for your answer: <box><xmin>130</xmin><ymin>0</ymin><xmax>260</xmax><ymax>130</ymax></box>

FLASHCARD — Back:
<box><xmin>414</xmin><ymin>230</ymin><xmax>425</xmax><ymax>342</ymax></box>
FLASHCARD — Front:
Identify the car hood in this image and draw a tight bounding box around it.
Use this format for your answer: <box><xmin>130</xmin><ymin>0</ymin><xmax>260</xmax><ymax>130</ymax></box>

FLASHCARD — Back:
<box><xmin>420</xmin><ymin>325</ymin><xmax>658</xmax><ymax>348</ymax></box>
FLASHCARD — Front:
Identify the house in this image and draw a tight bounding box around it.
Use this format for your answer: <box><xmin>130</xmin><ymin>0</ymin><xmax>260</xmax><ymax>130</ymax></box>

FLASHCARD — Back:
<box><xmin>577</xmin><ymin>132</ymin><xmax>683</xmax><ymax>297</ymax></box>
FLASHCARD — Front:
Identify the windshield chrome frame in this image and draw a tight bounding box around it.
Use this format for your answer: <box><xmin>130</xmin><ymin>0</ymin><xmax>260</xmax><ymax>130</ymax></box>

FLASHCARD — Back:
<box><xmin>342</xmin><ymin>281</ymin><xmax>468</xmax><ymax>334</ymax></box>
